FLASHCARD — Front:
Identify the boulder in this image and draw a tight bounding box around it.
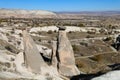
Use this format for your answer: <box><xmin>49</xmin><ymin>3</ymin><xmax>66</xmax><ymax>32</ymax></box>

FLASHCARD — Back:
<box><xmin>23</xmin><ymin>30</ymin><xmax>48</xmax><ymax>74</ymax></box>
<box><xmin>57</xmin><ymin>28</ymin><xmax>80</xmax><ymax>76</ymax></box>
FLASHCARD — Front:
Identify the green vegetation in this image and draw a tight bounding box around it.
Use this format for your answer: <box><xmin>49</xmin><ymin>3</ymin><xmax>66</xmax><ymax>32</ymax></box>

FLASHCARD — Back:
<box><xmin>47</xmin><ymin>30</ymin><xmax>53</xmax><ymax>34</ymax></box>
<box><xmin>72</xmin><ymin>45</ymin><xmax>79</xmax><ymax>51</ymax></box>
<box><xmin>89</xmin><ymin>55</ymin><xmax>102</xmax><ymax>62</ymax></box>
<box><xmin>77</xmin><ymin>23</ymin><xmax>85</xmax><ymax>27</ymax></box>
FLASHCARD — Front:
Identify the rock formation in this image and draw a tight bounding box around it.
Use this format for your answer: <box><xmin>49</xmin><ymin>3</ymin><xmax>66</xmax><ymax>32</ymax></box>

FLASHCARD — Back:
<box><xmin>23</xmin><ymin>27</ymin><xmax>80</xmax><ymax>76</ymax></box>
<box><xmin>23</xmin><ymin>30</ymin><xmax>48</xmax><ymax>74</ymax></box>
<box><xmin>51</xmin><ymin>41</ymin><xmax>58</xmax><ymax>68</ymax></box>
<box><xmin>57</xmin><ymin>26</ymin><xmax>80</xmax><ymax>76</ymax></box>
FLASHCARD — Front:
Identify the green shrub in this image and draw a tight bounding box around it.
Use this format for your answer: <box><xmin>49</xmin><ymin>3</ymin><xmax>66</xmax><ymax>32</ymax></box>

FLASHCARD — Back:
<box><xmin>103</xmin><ymin>36</ymin><xmax>112</xmax><ymax>41</ymax></box>
<box><xmin>72</xmin><ymin>45</ymin><xmax>79</xmax><ymax>52</ymax></box>
<box><xmin>86</xmin><ymin>35</ymin><xmax>94</xmax><ymax>38</ymax></box>
<box><xmin>6</xmin><ymin>33</ymin><xmax>10</xmax><ymax>36</ymax></box>
<box><xmin>89</xmin><ymin>55</ymin><xmax>102</xmax><ymax>62</ymax></box>
<box><xmin>19</xmin><ymin>33</ymin><xmax>23</xmax><ymax>37</ymax></box>
<box><xmin>5</xmin><ymin>62</ymin><xmax>11</xmax><ymax>68</ymax></box>
<box><xmin>78</xmin><ymin>23</ymin><xmax>85</xmax><ymax>27</ymax></box>
<box><xmin>47</xmin><ymin>30</ymin><xmax>53</xmax><ymax>34</ymax></box>
<box><xmin>80</xmin><ymin>42</ymin><xmax>88</xmax><ymax>47</ymax></box>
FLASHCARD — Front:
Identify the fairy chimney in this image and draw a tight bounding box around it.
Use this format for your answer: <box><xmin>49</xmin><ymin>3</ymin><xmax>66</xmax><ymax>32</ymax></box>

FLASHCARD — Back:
<box><xmin>23</xmin><ymin>30</ymin><xmax>47</xmax><ymax>74</ymax></box>
<box><xmin>57</xmin><ymin>26</ymin><xmax>80</xmax><ymax>76</ymax></box>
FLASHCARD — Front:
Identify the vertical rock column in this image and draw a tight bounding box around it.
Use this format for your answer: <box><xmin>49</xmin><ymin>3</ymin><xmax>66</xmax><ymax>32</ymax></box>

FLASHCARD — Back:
<box><xmin>57</xmin><ymin>26</ymin><xmax>80</xmax><ymax>76</ymax></box>
<box><xmin>51</xmin><ymin>41</ymin><xmax>58</xmax><ymax>68</ymax></box>
<box><xmin>23</xmin><ymin>30</ymin><xmax>47</xmax><ymax>74</ymax></box>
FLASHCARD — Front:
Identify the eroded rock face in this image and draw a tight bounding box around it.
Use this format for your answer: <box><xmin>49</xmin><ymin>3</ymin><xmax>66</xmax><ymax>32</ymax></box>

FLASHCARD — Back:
<box><xmin>23</xmin><ymin>30</ymin><xmax>47</xmax><ymax>74</ymax></box>
<box><xmin>57</xmin><ymin>28</ymin><xmax>80</xmax><ymax>76</ymax></box>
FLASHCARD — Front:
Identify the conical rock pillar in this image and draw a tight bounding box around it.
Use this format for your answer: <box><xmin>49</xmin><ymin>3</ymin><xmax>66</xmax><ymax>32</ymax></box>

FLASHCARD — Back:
<box><xmin>57</xmin><ymin>27</ymin><xmax>80</xmax><ymax>76</ymax></box>
<box><xmin>23</xmin><ymin>30</ymin><xmax>47</xmax><ymax>74</ymax></box>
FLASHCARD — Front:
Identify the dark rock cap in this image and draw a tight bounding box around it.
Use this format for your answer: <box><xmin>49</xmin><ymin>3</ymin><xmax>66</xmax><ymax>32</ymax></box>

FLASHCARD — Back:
<box><xmin>57</xmin><ymin>26</ymin><xmax>66</xmax><ymax>31</ymax></box>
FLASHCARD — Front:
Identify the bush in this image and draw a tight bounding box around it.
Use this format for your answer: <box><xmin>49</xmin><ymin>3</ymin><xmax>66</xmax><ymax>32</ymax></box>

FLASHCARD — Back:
<box><xmin>5</xmin><ymin>46</ymin><xmax>12</xmax><ymax>52</ymax></box>
<box><xmin>17</xmin><ymin>41</ymin><xmax>21</xmax><ymax>45</ymax></box>
<box><xmin>6</xmin><ymin>33</ymin><xmax>10</xmax><ymax>36</ymax></box>
<box><xmin>86</xmin><ymin>35</ymin><xmax>94</xmax><ymax>38</ymax></box>
<box><xmin>54</xmin><ymin>30</ymin><xmax>57</xmax><ymax>33</ymax></box>
<box><xmin>38</xmin><ymin>39</ymin><xmax>41</xmax><ymax>42</ymax></box>
<box><xmin>47</xmin><ymin>30</ymin><xmax>53</xmax><ymax>34</ymax></box>
<box><xmin>103</xmin><ymin>36</ymin><xmax>112</xmax><ymax>41</ymax></box>
<box><xmin>48</xmin><ymin>40</ymin><xmax>51</xmax><ymax>44</ymax></box>
<box><xmin>89</xmin><ymin>55</ymin><xmax>102</xmax><ymax>62</ymax></box>
<box><xmin>78</xmin><ymin>23</ymin><xmax>85</xmax><ymax>27</ymax></box>
<box><xmin>68</xmin><ymin>31</ymin><xmax>72</xmax><ymax>34</ymax></box>
<box><xmin>11</xmin><ymin>28</ymin><xmax>15</xmax><ymax>34</ymax></box>
<box><xmin>87</xmin><ymin>31</ymin><xmax>96</xmax><ymax>34</ymax></box>
<box><xmin>38</xmin><ymin>31</ymin><xmax>41</xmax><ymax>35</ymax></box>
<box><xmin>4</xmin><ymin>62</ymin><xmax>11</xmax><ymax>68</ymax></box>
<box><xmin>72</xmin><ymin>45</ymin><xmax>79</xmax><ymax>52</ymax></box>
<box><xmin>80</xmin><ymin>42</ymin><xmax>88</xmax><ymax>47</ymax></box>
<box><xmin>19</xmin><ymin>33</ymin><xmax>23</xmax><ymax>37</ymax></box>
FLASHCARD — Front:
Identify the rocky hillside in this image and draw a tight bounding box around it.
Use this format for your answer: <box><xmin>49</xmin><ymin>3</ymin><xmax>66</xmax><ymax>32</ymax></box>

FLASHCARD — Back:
<box><xmin>0</xmin><ymin>9</ymin><xmax>56</xmax><ymax>18</ymax></box>
<box><xmin>0</xmin><ymin>25</ymin><xmax>120</xmax><ymax>80</ymax></box>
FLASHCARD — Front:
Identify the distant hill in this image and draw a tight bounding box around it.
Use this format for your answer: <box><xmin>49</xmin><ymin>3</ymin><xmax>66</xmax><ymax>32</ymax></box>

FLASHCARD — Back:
<box><xmin>0</xmin><ymin>8</ymin><xmax>56</xmax><ymax>18</ymax></box>
<box><xmin>56</xmin><ymin>11</ymin><xmax>120</xmax><ymax>16</ymax></box>
<box><xmin>55</xmin><ymin>11</ymin><xmax>120</xmax><ymax>19</ymax></box>
<box><xmin>0</xmin><ymin>9</ymin><xmax>120</xmax><ymax>19</ymax></box>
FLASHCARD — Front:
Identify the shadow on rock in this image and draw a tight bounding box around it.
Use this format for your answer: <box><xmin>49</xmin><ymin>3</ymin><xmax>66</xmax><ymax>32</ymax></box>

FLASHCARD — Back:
<box><xmin>70</xmin><ymin>72</ymin><xmax>104</xmax><ymax>80</ymax></box>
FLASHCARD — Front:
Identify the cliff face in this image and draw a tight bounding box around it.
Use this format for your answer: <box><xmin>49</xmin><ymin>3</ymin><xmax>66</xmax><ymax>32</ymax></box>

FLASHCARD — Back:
<box><xmin>0</xmin><ymin>9</ymin><xmax>56</xmax><ymax>18</ymax></box>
